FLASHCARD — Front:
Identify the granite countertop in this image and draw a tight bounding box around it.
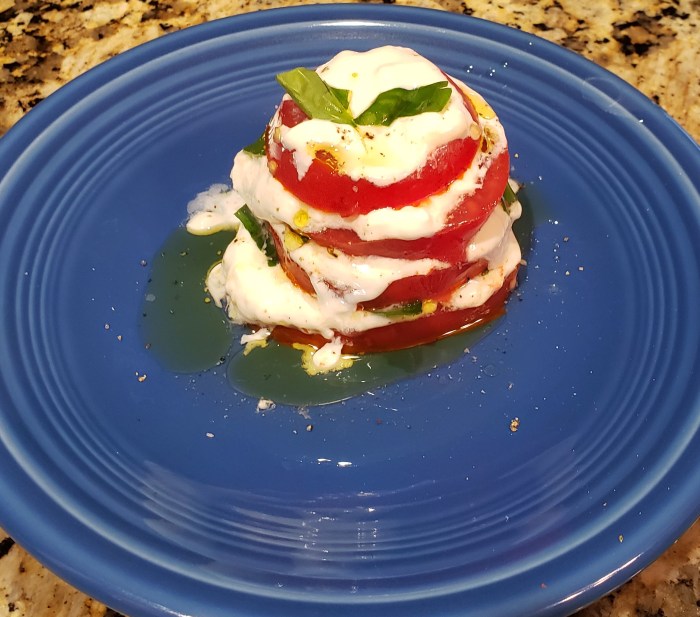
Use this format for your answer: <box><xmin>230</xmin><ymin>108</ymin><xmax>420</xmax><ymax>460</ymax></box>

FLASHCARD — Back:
<box><xmin>1</xmin><ymin>1</ymin><xmax>699</xmax><ymax>616</ymax></box>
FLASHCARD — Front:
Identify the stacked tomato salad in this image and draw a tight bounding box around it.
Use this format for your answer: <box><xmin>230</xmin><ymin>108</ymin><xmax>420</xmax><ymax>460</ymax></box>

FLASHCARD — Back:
<box><xmin>189</xmin><ymin>46</ymin><xmax>522</xmax><ymax>364</ymax></box>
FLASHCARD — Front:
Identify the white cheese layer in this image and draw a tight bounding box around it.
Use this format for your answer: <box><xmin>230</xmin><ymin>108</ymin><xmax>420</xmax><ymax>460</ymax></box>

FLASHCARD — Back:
<box><xmin>206</xmin><ymin>214</ymin><xmax>521</xmax><ymax>339</ymax></box>
<box><xmin>467</xmin><ymin>199</ymin><xmax>522</xmax><ymax>265</ymax></box>
<box><xmin>186</xmin><ymin>185</ymin><xmax>521</xmax><ymax>300</ymax></box>
<box><xmin>276</xmin><ymin>46</ymin><xmax>474</xmax><ymax>185</ymax></box>
<box><xmin>447</xmin><ymin>230</ymin><xmax>521</xmax><ymax>311</ymax></box>
<box><xmin>320</xmin><ymin>47</ymin><xmax>458</xmax><ymax>118</ymax></box>
<box><xmin>206</xmin><ymin>226</ymin><xmax>394</xmax><ymax>340</ymax></box>
<box><xmin>185</xmin><ymin>184</ymin><xmax>244</xmax><ymax>235</ymax></box>
<box><xmin>273</xmin><ymin>222</ymin><xmax>447</xmax><ymax>305</ymax></box>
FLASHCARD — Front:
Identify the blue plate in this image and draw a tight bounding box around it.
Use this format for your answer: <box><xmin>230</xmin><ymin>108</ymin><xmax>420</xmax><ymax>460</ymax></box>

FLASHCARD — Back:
<box><xmin>1</xmin><ymin>5</ymin><xmax>699</xmax><ymax>617</ymax></box>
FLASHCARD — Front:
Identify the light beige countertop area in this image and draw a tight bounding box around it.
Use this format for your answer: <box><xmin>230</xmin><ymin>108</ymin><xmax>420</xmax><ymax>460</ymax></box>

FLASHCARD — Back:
<box><xmin>2</xmin><ymin>0</ymin><xmax>699</xmax><ymax>138</ymax></box>
<box><xmin>1</xmin><ymin>1</ymin><xmax>699</xmax><ymax>616</ymax></box>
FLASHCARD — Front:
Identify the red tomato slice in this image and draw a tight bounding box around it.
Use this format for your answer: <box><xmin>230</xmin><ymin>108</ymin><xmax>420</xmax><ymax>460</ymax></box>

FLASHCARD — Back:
<box><xmin>271</xmin><ymin>268</ymin><xmax>519</xmax><ymax>354</ymax></box>
<box><xmin>270</xmin><ymin>225</ymin><xmax>489</xmax><ymax>309</ymax></box>
<box><xmin>269</xmin><ymin>226</ymin><xmax>314</xmax><ymax>293</ymax></box>
<box><xmin>305</xmin><ymin>149</ymin><xmax>510</xmax><ymax>262</ymax></box>
<box><xmin>358</xmin><ymin>259</ymin><xmax>488</xmax><ymax>310</ymax></box>
<box><xmin>267</xmin><ymin>88</ymin><xmax>481</xmax><ymax>216</ymax></box>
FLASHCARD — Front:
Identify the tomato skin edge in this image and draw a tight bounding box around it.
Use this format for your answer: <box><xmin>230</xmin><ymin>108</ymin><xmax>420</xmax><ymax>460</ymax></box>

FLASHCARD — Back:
<box><xmin>270</xmin><ymin>225</ymin><xmax>490</xmax><ymax>310</ymax></box>
<box><xmin>269</xmin><ymin>135</ymin><xmax>481</xmax><ymax>216</ymax></box>
<box><xmin>358</xmin><ymin>259</ymin><xmax>488</xmax><ymax>310</ymax></box>
<box><xmin>304</xmin><ymin>149</ymin><xmax>510</xmax><ymax>263</ymax></box>
<box><xmin>270</xmin><ymin>267</ymin><xmax>519</xmax><ymax>354</ymax></box>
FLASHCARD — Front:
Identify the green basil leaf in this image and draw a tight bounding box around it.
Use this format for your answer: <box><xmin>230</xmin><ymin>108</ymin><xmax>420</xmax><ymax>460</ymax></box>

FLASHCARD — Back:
<box><xmin>354</xmin><ymin>81</ymin><xmax>452</xmax><ymax>126</ymax></box>
<box><xmin>328</xmin><ymin>85</ymin><xmax>351</xmax><ymax>109</ymax></box>
<box><xmin>501</xmin><ymin>182</ymin><xmax>518</xmax><ymax>212</ymax></box>
<box><xmin>369</xmin><ymin>300</ymin><xmax>423</xmax><ymax>318</ymax></box>
<box><xmin>276</xmin><ymin>67</ymin><xmax>355</xmax><ymax>126</ymax></box>
<box><xmin>242</xmin><ymin>130</ymin><xmax>266</xmax><ymax>156</ymax></box>
<box><xmin>234</xmin><ymin>205</ymin><xmax>279</xmax><ymax>266</ymax></box>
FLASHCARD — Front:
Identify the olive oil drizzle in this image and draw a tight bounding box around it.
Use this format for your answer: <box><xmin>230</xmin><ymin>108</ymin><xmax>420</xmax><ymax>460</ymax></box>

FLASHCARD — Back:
<box><xmin>139</xmin><ymin>191</ymin><xmax>532</xmax><ymax>407</ymax></box>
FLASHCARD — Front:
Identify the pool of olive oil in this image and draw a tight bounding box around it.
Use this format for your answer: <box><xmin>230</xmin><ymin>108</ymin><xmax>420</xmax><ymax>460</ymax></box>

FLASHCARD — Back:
<box><xmin>139</xmin><ymin>194</ymin><xmax>532</xmax><ymax>407</ymax></box>
<box><xmin>139</xmin><ymin>228</ymin><xmax>235</xmax><ymax>374</ymax></box>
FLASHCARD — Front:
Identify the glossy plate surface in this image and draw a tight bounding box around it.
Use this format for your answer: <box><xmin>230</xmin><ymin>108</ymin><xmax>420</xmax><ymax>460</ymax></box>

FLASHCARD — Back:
<box><xmin>1</xmin><ymin>6</ymin><xmax>699</xmax><ymax>617</ymax></box>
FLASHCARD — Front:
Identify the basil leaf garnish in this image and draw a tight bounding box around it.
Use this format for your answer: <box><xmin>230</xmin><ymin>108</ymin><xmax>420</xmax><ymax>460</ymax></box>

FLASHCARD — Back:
<box><xmin>276</xmin><ymin>68</ymin><xmax>453</xmax><ymax>128</ymax></box>
<box><xmin>276</xmin><ymin>67</ymin><xmax>356</xmax><ymax>126</ymax></box>
<box><xmin>501</xmin><ymin>182</ymin><xmax>518</xmax><ymax>213</ymax></box>
<box><xmin>329</xmin><ymin>85</ymin><xmax>351</xmax><ymax>110</ymax></box>
<box><xmin>234</xmin><ymin>205</ymin><xmax>279</xmax><ymax>266</ymax></box>
<box><xmin>369</xmin><ymin>300</ymin><xmax>423</xmax><ymax>317</ymax></box>
<box><xmin>354</xmin><ymin>81</ymin><xmax>452</xmax><ymax>126</ymax></box>
<box><xmin>243</xmin><ymin>130</ymin><xmax>266</xmax><ymax>156</ymax></box>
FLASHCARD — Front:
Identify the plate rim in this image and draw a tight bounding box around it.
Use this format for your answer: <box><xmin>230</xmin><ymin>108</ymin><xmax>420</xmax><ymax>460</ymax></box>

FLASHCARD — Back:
<box><xmin>1</xmin><ymin>4</ymin><xmax>699</xmax><ymax>617</ymax></box>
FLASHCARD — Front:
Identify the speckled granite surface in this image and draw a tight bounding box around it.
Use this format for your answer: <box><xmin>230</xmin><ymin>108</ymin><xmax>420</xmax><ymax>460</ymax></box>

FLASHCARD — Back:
<box><xmin>1</xmin><ymin>0</ymin><xmax>699</xmax><ymax>139</ymax></box>
<box><xmin>1</xmin><ymin>1</ymin><xmax>699</xmax><ymax>616</ymax></box>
